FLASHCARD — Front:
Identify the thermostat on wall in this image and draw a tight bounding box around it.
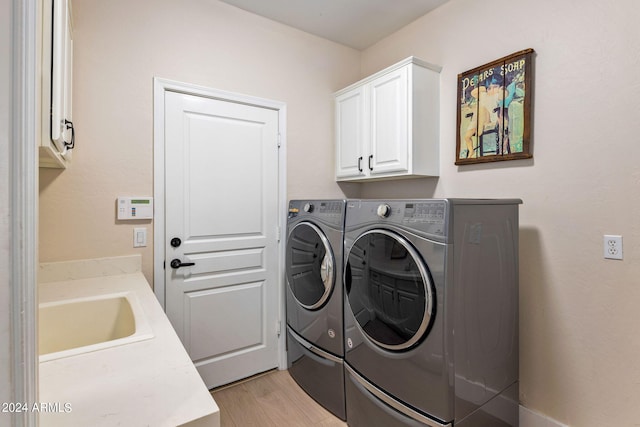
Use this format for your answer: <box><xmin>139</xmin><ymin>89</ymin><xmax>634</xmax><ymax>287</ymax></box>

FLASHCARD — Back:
<box><xmin>117</xmin><ymin>197</ymin><xmax>153</xmax><ymax>220</ymax></box>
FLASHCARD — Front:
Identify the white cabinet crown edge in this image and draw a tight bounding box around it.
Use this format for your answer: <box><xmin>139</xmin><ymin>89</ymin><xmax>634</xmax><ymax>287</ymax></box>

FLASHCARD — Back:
<box><xmin>334</xmin><ymin>56</ymin><xmax>442</xmax><ymax>97</ymax></box>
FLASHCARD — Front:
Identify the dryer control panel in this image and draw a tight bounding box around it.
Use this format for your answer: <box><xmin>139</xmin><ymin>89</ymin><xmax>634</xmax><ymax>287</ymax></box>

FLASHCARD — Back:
<box><xmin>349</xmin><ymin>200</ymin><xmax>449</xmax><ymax>239</ymax></box>
<box><xmin>400</xmin><ymin>201</ymin><xmax>447</xmax><ymax>237</ymax></box>
<box><xmin>402</xmin><ymin>202</ymin><xmax>446</xmax><ymax>224</ymax></box>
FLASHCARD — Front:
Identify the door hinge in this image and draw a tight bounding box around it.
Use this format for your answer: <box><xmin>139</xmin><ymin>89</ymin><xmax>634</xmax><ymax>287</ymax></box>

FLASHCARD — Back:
<box><xmin>276</xmin><ymin>225</ymin><xmax>281</xmax><ymax>243</ymax></box>
<box><xmin>277</xmin><ymin>133</ymin><xmax>282</xmax><ymax>148</ymax></box>
<box><xmin>276</xmin><ymin>320</ymin><xmax>282</xmax><ymax>337</ymax></box>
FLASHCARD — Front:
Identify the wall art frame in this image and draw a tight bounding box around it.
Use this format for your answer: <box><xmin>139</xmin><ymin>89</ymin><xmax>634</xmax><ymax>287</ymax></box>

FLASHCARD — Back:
<box><xmin>456</xmin><ymin>48</ymin><xmax>534</xmax><ymax>165</ymax></box>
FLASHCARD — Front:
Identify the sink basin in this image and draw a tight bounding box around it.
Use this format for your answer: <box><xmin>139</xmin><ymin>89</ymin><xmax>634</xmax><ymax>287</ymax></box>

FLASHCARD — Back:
<box><xmin>39</xmin><ymin>292</ymin><xmax>154</xmax><ymax>362</ymax></box>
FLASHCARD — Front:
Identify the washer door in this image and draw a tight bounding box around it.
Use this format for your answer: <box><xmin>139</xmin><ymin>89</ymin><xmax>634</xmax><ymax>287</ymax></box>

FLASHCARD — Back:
<box><xmin>345</xmin><ymin>229</ymin><xmax>435</xmax><ymax>351</ymax></box>
<box><xmin>286</xmin><ymin>222</ymin><xmax>335</xmax><ymax>310</ymax></box>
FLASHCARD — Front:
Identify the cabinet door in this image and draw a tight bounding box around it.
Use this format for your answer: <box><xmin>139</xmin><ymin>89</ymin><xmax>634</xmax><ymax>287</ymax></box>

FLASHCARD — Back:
<box><xmin>369</xmin><ymin>67</ymin><xmax>409</xmax><ymax>175</ymax></box>
<box><xmin>50</xmin><ymin>0</ymin><xmax>73</xmax><ymax>159</ymax></box>
<box><xmin>335</xmin><ymin>86</ymin><xmax>366</xmax><ymax>179</ymax></box>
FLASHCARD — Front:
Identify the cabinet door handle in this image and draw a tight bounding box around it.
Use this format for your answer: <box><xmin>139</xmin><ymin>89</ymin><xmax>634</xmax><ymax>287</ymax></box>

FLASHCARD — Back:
<box><xmin>368</xmin><ymin>155</ymin><xmax>373</xmax><ymax>171</ymax></box>
<box><xmin>357</xmin><ymin>156</ymin><xmax>363</xmax><ymax>172</ymax></box>
<box><xmin>63</xmin><ymin>119</ymin><xmax>75</xmax><ymax>150</ymax></box>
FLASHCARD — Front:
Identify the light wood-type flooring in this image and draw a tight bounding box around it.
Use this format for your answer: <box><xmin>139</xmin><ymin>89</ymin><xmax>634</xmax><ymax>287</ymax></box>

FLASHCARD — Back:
<box><xmin>211</xmin><ymin>369</ymin><xmax>348</xmax><ymax>426</ymax></box>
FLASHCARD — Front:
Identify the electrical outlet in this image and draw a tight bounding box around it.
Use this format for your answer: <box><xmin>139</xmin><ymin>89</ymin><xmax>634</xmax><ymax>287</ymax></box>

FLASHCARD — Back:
<box><xmin>604</xmin><ymin>235</ymin><xmax>623</xmax><ymax>260</ymax></box>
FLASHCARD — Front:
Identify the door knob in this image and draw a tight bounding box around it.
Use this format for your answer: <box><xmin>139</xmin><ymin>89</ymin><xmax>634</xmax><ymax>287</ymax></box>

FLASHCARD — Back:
<box><xmin>170</xmin><ymin>237</ymin><xmax>182</xmax><ymax>248</ymax></box>
<box><xmin>170</xmin><ymin>259</ymin><xmax>195</xmax><ymax>269</ymax></box>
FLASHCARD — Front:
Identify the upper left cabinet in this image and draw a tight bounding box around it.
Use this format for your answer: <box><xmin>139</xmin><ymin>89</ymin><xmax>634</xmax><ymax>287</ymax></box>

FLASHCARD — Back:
<box><xmin>40</xmin><ymin>0</ymin><xmax>74</xmax><ymax>168</ymax></box>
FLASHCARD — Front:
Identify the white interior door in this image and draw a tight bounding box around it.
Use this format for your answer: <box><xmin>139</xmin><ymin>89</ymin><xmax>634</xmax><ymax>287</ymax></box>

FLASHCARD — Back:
<box><xmin>164</xmin><ymin>90</ymin><xmax>280</xmax><ymax>389</ymax></box>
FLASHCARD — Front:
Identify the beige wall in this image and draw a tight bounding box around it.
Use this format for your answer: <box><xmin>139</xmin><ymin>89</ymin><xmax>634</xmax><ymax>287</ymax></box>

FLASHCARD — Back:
<box><xmin>39</xmin><ymin>0</ymin><xmax>361</xmax><ymax>282</ymax></box>
<box><xmin>38</xmin><ymin>0</ymin><xmax>640</xmax><ymax>425</ymax></box>
<box><xmin>359</xmin><ymin>0</ymin><xmax>640</xmax><ymax>425</ymax></box>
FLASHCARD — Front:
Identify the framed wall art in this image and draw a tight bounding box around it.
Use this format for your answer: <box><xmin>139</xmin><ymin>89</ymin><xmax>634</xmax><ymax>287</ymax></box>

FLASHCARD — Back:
<box><xmin>456</xmin><ymin>48</ymin><xmax>534</xmax><ymax>165</ymax></box>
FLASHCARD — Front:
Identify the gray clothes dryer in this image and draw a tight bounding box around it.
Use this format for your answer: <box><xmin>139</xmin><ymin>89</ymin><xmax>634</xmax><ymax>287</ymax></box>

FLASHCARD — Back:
<box><xmin>285</xmin><ymin>199</ymin><xmax>346</xmax><ymax>420</ymax></box>
<box><xmin>343</xmin><ymin>199</ymin><xmax>521</xmax><ymax>427</ymax></box>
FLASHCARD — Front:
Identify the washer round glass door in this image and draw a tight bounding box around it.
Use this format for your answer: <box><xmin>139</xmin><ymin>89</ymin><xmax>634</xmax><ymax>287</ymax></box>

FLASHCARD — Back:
<box><xmin>286</xmin><ymin>222</ymin><xmax>335</xmax><ymax>310</ymax></box>
<box><xmin>345</xmin><ymin>229</ymin><xmax>434</xmax><ymax>351</ymax></box>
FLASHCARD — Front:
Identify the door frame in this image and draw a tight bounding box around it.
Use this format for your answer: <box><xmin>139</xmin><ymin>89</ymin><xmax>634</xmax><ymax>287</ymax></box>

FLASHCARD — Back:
<box><xmin>6</xmin><ymin>0</ymin><xmax>39</xmax><ymax>425</ymax></box>
<box><xmin>152</xmin><ymin>77</ymin><xmax>288</xmax><ymax>369</ymax></box>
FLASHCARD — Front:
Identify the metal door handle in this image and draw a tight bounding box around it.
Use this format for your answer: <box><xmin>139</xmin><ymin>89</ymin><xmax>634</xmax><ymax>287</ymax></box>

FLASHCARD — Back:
<box><xmin>170</xmin><ymin>259</ymin><xmax>195</xmax><ymax>269</ymax></box>
<box><xmin>368</xmin><ymin>155</ymin><xmax>373</xmax><ymax>171</ymax></box>
<box><xmin>357</xmin><ymin>156</ymin><xmax>363</xmax><ymax>172</ymax></box>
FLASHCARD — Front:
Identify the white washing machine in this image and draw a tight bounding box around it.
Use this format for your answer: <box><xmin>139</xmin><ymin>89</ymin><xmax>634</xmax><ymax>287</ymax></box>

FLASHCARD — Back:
<box><xmin>343</xmin><ymin>199</ymin><xmax>521</xmax><ymax>427</ymax></box>
<box><xmin>285</xmin><ymin>199</ymin><xmax>346</xmax><ymax>420</ymax></box>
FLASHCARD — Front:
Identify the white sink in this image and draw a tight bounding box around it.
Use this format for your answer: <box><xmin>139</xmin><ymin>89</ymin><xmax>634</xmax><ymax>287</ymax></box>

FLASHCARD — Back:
<box><xmin>39</xmin><ymin>292</ymin><xmax>154</xmax><ymax>362</ymax></box>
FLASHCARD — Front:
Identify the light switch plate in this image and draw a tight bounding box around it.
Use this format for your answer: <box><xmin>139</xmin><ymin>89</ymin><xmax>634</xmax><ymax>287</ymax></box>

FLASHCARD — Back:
<box><xmin>134</xmin><ymin>227</ymin><xmax>147</xmax><ymax>248</ymax></box>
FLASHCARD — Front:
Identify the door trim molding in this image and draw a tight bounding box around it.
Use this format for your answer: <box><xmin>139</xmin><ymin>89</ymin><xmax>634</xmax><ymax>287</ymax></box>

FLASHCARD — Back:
<box><xmin>152</xmin><ymin>77</ymin><xmax>288</xmax><ymax>369</ymax></box>
<box><xmin>8</xmin><ymin>0</ymin><xmax>39</xmax><ymax>424</ymax></box>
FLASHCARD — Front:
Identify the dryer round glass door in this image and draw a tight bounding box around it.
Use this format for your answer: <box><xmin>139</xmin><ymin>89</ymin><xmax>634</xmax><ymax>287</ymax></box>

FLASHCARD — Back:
<box><xmin>345</xmin><ymin>229</ymin><xmax>435</xmax><ymax>351</ymax></box>
<box><xmin>286</xmin><ymin>222</ymin><xmax>335</xmax><ymax>310</ymax></box>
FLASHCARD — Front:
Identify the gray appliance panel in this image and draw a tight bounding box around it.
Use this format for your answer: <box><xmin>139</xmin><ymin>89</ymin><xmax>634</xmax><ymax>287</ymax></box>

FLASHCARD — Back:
<box><xmin>345</xmin><ymin>199</ymin><xmax>522</xmax><ymax>244</ymax></box>
<box><xmin>287</xmin><ymin>327</ymin><xmax>346</xmax><ymax>420</ymax></box>
<box><xmin>286</xmin><ymin>200</ymin><xmax>346</xmax><ymax>357</ymax></box>
<box><xmin>343</xmin><ymin>199</ymin><xmax>520</xmax><ymax>425</ymax></box>
<box><xmin>451</xmin><ymin>202</ymin><xmax>520</xmax><ymax>422</ymax></box>
<box><xmin>343</xmin><ymin>223</ymin><xmax>453</xmax><ymax>422</ymax></box>
<box><xmin>345</xmin><ymin>199</ymin><xmax>449</xmax><ymax>242</ymax></box>
<box><xmin>345</xmin><ymin>364</ymin><xmax>451</xmax><ymax>427</ymax></box>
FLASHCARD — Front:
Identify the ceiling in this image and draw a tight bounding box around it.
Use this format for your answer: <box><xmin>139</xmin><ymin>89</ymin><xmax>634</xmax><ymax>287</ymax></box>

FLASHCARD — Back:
<box><xmin>218</xmin><ymin>0</ymin><xmax>450</xmax><ymax>50</ymax></box>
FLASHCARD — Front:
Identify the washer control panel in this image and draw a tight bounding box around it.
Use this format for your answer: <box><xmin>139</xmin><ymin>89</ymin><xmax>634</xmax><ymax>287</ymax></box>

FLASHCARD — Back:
<box><xmin>288</xmin><ymin>200</ymin><xmax>345</xmax><ymax>226</ymax></box>
<box><xmin>317</xmin><ymin>201</ymin><xmax>344</xmax><ymax>214</ymax></box>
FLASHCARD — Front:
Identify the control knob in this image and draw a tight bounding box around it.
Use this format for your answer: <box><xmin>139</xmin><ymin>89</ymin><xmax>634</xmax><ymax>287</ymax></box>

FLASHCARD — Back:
<box><xmin>377</xmin><ymin>204</ymin><xmax>391</xmax><ymax>218</ymax></box>
<box><xmin>303</xmin><ymin>203</ymin><xmax>314</xmax><ymax>213</ymax></box>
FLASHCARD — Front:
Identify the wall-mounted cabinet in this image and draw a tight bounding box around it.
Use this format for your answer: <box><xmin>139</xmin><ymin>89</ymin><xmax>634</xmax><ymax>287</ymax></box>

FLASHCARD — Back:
<box><xmin>334</xmin><ymin>57</ymin><xmax>441</xmax><ymax>182</ymax></box>
<box><xmin>40</xmin><ymin>0</ymin><xmax>74</xmax><ymax>168</ymax></box>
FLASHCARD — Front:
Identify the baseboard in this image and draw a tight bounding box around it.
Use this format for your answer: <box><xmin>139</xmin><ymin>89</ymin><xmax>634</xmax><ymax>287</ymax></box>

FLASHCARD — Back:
<box><xmin>520</xmin><ymin>405</ymin><xmax>568</xmax><ymax>427</ymax></box>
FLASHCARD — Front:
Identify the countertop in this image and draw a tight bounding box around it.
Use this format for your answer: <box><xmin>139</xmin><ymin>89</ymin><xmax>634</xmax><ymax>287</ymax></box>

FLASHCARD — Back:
<box><xmin>38</xmin><ymin>258</ymin><xmax>220</xmax><ymax>427</ymax></box>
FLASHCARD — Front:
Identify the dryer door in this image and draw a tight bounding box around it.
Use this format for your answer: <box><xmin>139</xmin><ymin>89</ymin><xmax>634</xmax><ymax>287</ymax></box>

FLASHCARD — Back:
<box><xmin>286</xmin><ymin>222</ymin><xmax>335</xmax><ymax>310</ymax></box>
<box><xmin>345</xmin><ymin>229</ymin><xmax>435</xmax><ymax>351</ymax></box>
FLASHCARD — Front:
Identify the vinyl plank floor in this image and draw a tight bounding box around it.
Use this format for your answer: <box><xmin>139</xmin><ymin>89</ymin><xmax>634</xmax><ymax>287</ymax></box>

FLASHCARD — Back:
<box><xmin>211</xmin><ymin>369</ymin><xmax>348</xmax><ymax>427</ymax></box>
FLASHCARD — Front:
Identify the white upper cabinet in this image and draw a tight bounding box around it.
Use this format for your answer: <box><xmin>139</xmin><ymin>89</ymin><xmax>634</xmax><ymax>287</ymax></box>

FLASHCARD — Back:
<box><xmin>40</xmin><ymin>0</ymin><xmax>74</xmax><ymax>168</ymax></box>
<box><xmin>335</xmin><ymin>85</ymin><xmax>366</xmax><ymax>179</ymax></box>
<box><xmin>334</xmin><ymin>57</ymin><xmax>441</xmax><ymax>181</ymax></box>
